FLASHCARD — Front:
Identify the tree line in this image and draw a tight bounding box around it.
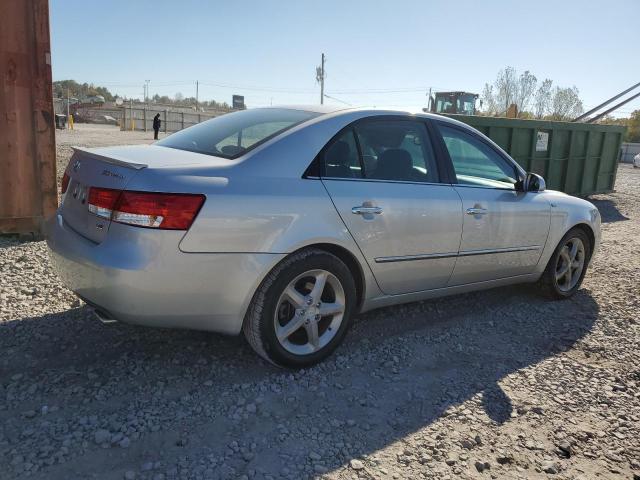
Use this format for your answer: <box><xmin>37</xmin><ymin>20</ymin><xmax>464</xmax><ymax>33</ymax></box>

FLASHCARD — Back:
<box><xmin>599</xmin><ymin>111</ymin><xmax>640</xmax><ymax>142</ymax></box>
<box><xmin>52</xmin><ymin>80</ymin><xmax>231</xmax><ymax>111</ymax></box>
<box><xmin>150</xmin><ymin>93</ymin><xmax>231</xmax><ymax>111</ymax></box>
<box><xmin>480</xmin><ymin>67</ymin><xmax>639</xmax><ymax>141</ymax></box>
<box><xmin>53</xmin><ymin>80</ymin><xmax>115</xmax><ymax>101</ymax></box>
<box><xmin>480</xmin><ymin>67</ymin><xmax>584</xmax><ymax>121</ymax></box>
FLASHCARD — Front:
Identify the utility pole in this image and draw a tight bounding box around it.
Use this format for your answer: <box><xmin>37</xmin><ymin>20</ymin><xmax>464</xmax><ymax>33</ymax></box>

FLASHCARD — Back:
<box><xmin>320</xmin><ymin>53</ymin><xmax>325</xmax><ymax>105</ymax></box>
<box><xmin>196</xmin><ymin>80</ymin><xmax>199</xmax><ymax>111</ymax></box>
<box><xmin>316</xmin><ymin>53</ymin><xmax>326</xmax><ymax>105</ymax></box>
<box><xmin>145</xmin><ymin>79</ymin><xmax>150</xmax><ymax>107</ymax></box>
<box><xmin>427</xmin><ymin>87</ymin><xmax>432</xmax><ymax>112</ymax></box>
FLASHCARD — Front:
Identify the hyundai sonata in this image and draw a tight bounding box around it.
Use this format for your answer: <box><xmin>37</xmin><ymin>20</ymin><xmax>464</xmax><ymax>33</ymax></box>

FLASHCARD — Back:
<box><xmin>47</xmin><ymin>106</ymin><xmax>601</xmax><ymax>367</ymax></box>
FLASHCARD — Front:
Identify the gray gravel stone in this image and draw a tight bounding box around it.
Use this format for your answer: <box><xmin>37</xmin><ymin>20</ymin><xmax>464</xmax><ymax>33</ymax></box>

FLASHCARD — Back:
<box><xmin>93</xmin><ymin>429</ymin><xmax>111</xmax><ymax>445</ymax></box>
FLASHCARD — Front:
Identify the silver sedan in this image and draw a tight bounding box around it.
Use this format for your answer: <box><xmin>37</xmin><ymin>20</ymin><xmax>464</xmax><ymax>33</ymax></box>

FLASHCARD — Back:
<box><xmin>47</xmin><ymin>106</ymin><xmax>601</xmax><ymax>367</ymax></box>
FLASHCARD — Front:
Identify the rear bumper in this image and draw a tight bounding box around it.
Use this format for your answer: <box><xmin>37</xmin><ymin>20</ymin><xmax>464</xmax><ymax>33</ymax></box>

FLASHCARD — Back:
<box><xmin>45</xmin><ymin>213</ymin><xmax>284</xmax><ymax>335</ymax></box>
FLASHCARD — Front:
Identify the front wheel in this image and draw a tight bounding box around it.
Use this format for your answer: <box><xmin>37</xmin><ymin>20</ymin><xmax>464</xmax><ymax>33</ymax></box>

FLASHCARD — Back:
<box><xmin>538</xmin><ymin>228</ymin><xmax>592</xmax><ymax>299</ymax></box>
<box><xmin>243</xmin><ymin>249</ymin><xmax>356</xmax><ymax>368</ymax></box>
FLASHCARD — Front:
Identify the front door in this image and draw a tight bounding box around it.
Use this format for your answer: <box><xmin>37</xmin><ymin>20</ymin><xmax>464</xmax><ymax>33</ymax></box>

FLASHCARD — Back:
<box><xmin>436</xmin><ymin>122</ymin><xmax>551</xmax><ymax>285</ymax></box>
<box><xmin>319</xmin><ymin>118</ymin><xmax>463</xmax><ymax>295</ymax></box>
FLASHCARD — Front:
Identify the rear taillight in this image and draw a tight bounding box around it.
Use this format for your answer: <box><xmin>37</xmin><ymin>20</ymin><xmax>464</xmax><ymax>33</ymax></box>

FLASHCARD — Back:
<box><xmin>61</xmin><ymin>172</ymin><xmax>70</xmax><ymax>194</ymax></box>
<box><xmin>88</xmin><ymin>188</ymin><xmax>121</xmax><ymax>219</ymax></box>
<box><xmin>87</xmin><ymin>188</ymin><xmax>205</xmax><ymax>230</ymax></box>
<box><xmin>114</xmin><ymin>191</ymin><xmax>205</xmax><ymax>229</ymax></box>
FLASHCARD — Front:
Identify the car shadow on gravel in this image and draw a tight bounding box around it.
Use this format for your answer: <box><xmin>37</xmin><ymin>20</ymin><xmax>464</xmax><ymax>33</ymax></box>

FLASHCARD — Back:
<box><xmin>590</xmin><ymin>198</ymin><xmax>629</xmax><ymax>223</ymax></box>
<box><xmin>0</xmin><ymin>283</ymin><xmax>600</xmax><ymax>479</ymax></box>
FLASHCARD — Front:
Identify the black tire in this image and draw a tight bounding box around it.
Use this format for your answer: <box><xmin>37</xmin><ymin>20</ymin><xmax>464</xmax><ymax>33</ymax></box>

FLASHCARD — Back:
<box><xmin>538</xmin><ymin>227</ymin><xmax>592</xmax><ymax>300</ymax></box>
<box><xmin>243</xmin><ymin>248</ymin><xmax>357</xmax><ymax>368</ymax></box>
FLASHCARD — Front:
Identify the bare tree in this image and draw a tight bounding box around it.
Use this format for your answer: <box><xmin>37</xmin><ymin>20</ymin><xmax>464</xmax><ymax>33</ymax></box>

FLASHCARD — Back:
<box><xmin>481</xmin><ymin>83</ymin><xmax>500</xmax><ymax>115</ymax></box>
<box><xmin>174</xmin><ymin>92</ymin><xmax>184</xmax><ymax>102</ymax></box>
<box><xmin>534</xmin><ymin>79</ymin><xmax>553</xmax><ymax>119</ymax></box>
<box><xmin>482</xmin><ymin>68</ymin><xmax>584</xmax><ymax>120</ymax></box>
<box><xmin>514</xmin><ymin>70</ymin><xmax>537</xmax><ymax>113</ymax></box>
<box><xmin>495</xmin><ymin>66</ymin><xmax>517</xmax><ymax>112</ymax></box>
<box><xmin>549</xmin><ymin>86</ymin><xmax>584</xmax><ymax>120</ymax></box>
<box><xmin>481</xmin><ymin>67</ymin><xmax>537</xmax><ymax>116</ymax></box>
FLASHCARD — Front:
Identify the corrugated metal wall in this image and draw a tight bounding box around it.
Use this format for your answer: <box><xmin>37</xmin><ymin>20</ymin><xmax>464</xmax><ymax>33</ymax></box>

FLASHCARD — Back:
<box><xmin>0</xmin><ymin>0</ymin><xmax>57</xmax><ymax>235</ymax></box>
<box><xmin>121</xmin><ymin>107</ymin><xmax>223</xmax><ymax>132</ymax></box>
<box><xmin>620</xmin><ymin>143</ymin><xmax>640</xmax><ymax>164</ymax></box>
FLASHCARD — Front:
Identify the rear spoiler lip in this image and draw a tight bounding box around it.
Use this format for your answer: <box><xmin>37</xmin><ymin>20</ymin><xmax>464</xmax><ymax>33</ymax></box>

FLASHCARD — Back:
<box><xmin>72</xmin><ymin>146</ymin><xmax>148</xmax><ymax>170</ymax></box>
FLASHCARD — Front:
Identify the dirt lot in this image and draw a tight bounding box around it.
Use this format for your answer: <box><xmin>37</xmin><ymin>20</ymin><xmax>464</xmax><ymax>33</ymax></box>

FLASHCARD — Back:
<box><xmin>1</xmin><ymin>126</ymin><xmax>639</xmax><ymax>480</ymax></box>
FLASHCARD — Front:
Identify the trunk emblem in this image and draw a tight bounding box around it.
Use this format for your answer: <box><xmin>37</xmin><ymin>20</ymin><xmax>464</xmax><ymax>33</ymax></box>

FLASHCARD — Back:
<box><xmin>73</xmin><ymin>160</ymin><xmax>81</xmax><ymax>172</ymax></box>
<box><xmin>101</xmin><ymin>169</ymin><xmax>124</xmax><ymax>180</ymax></box>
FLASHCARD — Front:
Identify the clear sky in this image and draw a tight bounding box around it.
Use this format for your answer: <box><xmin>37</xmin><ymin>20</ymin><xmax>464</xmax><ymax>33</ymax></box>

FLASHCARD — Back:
<box><xmin>50</xmin><ymin>0</ymin><xmax>640</xmax><ymax>116</ymax></box>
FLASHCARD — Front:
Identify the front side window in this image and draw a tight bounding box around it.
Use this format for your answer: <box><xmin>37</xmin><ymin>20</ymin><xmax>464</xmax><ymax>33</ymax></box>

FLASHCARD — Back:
<box><xmin>439</xmin><ymin>124</ymin><xmax>518</xmax><ymax>189</ymax></box>
<box><xmin>158</xmin><ymin>108</ymin><xmax>320</xmax><ymax>159</ymax></box>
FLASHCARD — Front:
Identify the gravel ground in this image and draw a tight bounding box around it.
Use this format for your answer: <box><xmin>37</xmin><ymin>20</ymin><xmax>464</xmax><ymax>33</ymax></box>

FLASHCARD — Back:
<box><xmin>1</xmin><ymin>126</ymin><xmax>639</xmax><ymax>480</ymax></box>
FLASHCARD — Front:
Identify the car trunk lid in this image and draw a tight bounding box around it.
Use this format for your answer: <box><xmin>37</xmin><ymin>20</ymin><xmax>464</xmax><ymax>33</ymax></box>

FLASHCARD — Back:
<box><xmin>60</xmin><ymin>147</ymin><xmax>147</xmax><ymax>243</ymax></box>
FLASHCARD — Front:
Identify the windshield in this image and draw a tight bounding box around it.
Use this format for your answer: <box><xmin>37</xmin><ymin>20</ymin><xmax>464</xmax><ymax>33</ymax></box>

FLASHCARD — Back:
<box><xmin>157</xmin><ymin>108</ymin><xmax>320</xmax><ymax>159</ymax></box>
<box><xmin>456</xmin><ymin>94</ymin><xmax>476</xmax><ymax>115</ymax></box>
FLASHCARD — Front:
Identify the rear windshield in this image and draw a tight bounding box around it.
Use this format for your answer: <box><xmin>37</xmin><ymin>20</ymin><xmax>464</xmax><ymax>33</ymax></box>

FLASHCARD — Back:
<box><xmin>157</xmin><ymin>108</ymin><xmax>320</xmax><ymax>159</ymax></box>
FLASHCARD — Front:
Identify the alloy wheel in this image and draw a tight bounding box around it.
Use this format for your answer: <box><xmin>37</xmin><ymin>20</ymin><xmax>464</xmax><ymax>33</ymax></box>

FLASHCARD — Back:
<box><xmin>273</xmin><ymin>269</ymin><xmax>345</xmax><ymax>355</ymax></box>
<box><xmin>555</xmin><ymin>237</ymin><xmax>585</xmax><ymax>292</ymax></box>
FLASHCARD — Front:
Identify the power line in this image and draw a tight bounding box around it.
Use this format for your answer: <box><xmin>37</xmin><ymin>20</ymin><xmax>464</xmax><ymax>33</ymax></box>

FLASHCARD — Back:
<box><xmin>323</xmin><ymin>93</ymin><xmax>351</xmax><ymax>106</ymax></box>
<box><xmin>199</xmin><ymin>81</ymin><xmax>316</xmax><ymax>94</ymax></box>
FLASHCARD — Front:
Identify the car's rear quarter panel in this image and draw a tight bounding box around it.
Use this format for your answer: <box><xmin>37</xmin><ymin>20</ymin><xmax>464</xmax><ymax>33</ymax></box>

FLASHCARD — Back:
<box><xmin>179</xmin><ymin>176</ymin><xmax>359</xmax><ymax>254</ymax></box>
<box><xmin>47</xmin><ymin>215</ymin><xmax>286</xmax><ymax>335</ymax></box>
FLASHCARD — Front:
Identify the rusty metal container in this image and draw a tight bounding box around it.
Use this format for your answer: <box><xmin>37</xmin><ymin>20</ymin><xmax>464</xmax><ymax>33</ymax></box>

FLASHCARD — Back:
<box><xmin>0</xmin><ymin>0</ymin><xmax>57</xmax><ymax>235</ymax></box>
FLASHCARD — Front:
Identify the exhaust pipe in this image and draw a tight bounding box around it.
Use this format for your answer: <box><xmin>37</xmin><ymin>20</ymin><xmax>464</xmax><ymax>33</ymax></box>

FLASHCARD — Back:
<box><xmin>93</xmin><ymin>308</ymin><xmax>118</xmax><ymax>324</ymax></box>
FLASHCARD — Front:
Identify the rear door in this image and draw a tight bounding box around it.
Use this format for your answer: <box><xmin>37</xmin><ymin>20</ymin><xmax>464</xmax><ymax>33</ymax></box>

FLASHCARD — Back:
<box><xmin>320</xmin><ymin>117</ymin><xmax>463</xmax><ymax>295</ymax></box>
<box><xmin>435</xmin><ymin>122</ymin><xmax>551</xmax><ymax>285</ymax></box>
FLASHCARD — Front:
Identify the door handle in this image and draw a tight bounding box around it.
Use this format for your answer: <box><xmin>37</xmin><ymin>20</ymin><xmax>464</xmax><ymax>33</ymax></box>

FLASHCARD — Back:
<box><xmin>352</xmin><ymin>206</ymin><xmax>383</xmax><ymax>215</ymax></box>
<box><xmin>466</xmin><ymin>207</ymin><xmax>488</xmax><ymax>215</ymax></box>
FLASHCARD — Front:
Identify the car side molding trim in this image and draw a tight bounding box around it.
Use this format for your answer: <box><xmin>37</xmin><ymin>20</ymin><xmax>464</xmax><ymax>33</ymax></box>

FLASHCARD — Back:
<box><xmin>375</xmin><ymin>252</ymin><xmax>458</xmax><ymax>263</ymax></box>
<box><xmin>374</xmin><ymin>245</ymin><xmax>541</xmax><ymax>263</ymax></box>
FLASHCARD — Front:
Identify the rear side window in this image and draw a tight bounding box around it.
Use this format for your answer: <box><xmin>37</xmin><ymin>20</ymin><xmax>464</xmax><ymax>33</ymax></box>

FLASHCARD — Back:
<box><xmin>157</xmin><ymin>108</ymin><xmax>320</xmax><ymax>159</ymax></box>
<box><xmin>439</xmin><ymin>124</ymin><xmax>518</xmax><ymax>189</ymax></box>
<box><xmin>322</xmin><ymin>129</ymin><xmax>363</xmax><ymax>178</ymax></box>
<box><xmin>356</xmin><ymin>120</ymin><xmax>438</xmax><ymax>182</ymax></box>
<box><xmin>320</xmin><ymin>119</ymin><xmax>438</xmax><ymax>183</ymax></box>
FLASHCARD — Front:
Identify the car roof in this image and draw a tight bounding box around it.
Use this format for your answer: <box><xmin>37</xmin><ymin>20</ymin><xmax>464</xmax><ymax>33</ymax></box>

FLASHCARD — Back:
<box><xmin>264</xmin><ymin>104</ymin><xmax>353</xmax><ymax>114</ymax></box>
<box><xmin>262</xmin><ymin>104</ymin><xmax>463</xmax><ymax>124</ymax></box>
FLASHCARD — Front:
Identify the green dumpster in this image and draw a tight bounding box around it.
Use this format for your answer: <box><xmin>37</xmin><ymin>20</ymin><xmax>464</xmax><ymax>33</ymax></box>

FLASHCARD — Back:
<box><xmin>443</xmin><ymin>115</ymin><xmax>626</xmax><ymax>196</ymax></box>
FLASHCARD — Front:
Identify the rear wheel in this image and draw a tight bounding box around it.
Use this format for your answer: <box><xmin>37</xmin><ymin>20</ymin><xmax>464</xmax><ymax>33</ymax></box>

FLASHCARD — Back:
<box><xmin>538</xmin><ymin>228</ymin><xmax>591</xmax><ymax>299</ymax></box>
<box><xmin>243</xmin><ymin>249</ymin><xmax>356</xmax><ymax>368</ymax></box>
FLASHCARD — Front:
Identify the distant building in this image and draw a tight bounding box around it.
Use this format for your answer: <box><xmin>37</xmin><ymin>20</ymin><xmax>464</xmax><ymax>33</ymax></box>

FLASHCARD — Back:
<box><xmin>620</xmin><ymin>143</ymin><xmax>640</xmax><ymax>163</ymax></box>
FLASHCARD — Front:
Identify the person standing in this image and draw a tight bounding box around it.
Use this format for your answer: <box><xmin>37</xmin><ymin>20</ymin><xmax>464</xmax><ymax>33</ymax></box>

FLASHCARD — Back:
<box><xmin>153</xmin><ymin>113</ymin><xmax>161</xmax><ymax>140</ymax></box>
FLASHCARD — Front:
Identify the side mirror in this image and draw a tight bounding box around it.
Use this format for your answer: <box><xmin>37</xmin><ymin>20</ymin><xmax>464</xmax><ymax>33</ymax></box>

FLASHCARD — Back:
<box><xmin>522</xmin><ymin>172</ymin><xmax>546</xmax><ymax>192</ymax></box>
